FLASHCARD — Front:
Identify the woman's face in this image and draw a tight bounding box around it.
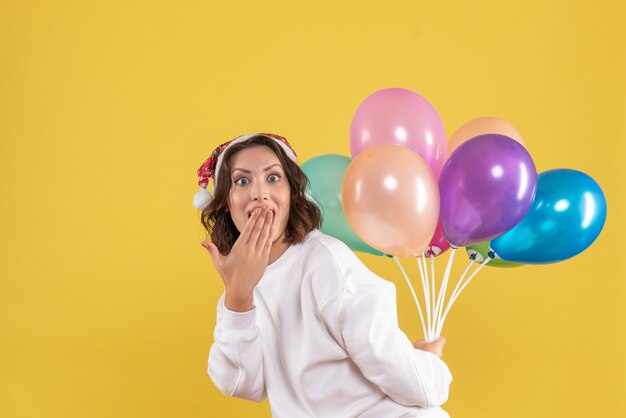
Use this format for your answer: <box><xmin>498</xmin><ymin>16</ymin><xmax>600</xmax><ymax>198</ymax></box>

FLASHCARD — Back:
<box><xmin>227</xmin><ymin>145</ymin><xmax>291</xmax><ymax>243</ymax></box>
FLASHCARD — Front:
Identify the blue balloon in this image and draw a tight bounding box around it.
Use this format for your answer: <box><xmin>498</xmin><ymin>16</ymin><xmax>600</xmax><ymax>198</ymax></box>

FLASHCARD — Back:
<box><xmin>491</xmin><ymin>169</ymin><xmax>607</xmax><ymax>264</ymax></box>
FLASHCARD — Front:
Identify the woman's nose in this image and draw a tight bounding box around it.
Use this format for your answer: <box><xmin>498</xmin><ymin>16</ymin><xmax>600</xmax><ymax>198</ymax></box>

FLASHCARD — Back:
<box><xmin>251</xmin><ymin>181</ymin><xmax>269</xmax><ymax>200</ymax></box>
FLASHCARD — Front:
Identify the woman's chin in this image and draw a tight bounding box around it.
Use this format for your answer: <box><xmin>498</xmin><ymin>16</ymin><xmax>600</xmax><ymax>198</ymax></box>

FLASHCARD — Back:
<box><xmin>271</xmin><ymin>233</ymin><xmax>287</xmax><ymax>245</ymax></box>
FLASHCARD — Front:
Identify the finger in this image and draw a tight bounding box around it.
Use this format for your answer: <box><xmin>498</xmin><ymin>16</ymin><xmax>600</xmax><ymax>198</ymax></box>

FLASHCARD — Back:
<box><xmin>413</xmin><ymin>340</ymin><xmax>427</xmax><ymax>349</ymax></box>
<box><xmin>203</xmin><ymin>242</ymin><xmax>224</xmax><ymax>269</ymax></box>
<box><xmin>248</xmin><ymin>209</ymin><xmax>268</xmax><ymax>249</ymax></box>
<box><xmin>238</xmin><ymin>208</ymin><xmax>262</xmax><ymax>244</ymax></box>
<box><xmin>255</xmin><ymin>210</ymin><xmax>273</xmax><ymax>253</ymax></box>
<box><xmin>435</xmin><ymin>337</ymin><xmax>446</xmax><ymax>358</ymax></box>
<box><xmin>262</xmin><ymin>233</ymin><xmax>273</xmax><ymax>260</ymax></box>
<box><xmin>261</xmin><ymin>221</ymin><xmax>274</xmax><ymax>259</ymax></box>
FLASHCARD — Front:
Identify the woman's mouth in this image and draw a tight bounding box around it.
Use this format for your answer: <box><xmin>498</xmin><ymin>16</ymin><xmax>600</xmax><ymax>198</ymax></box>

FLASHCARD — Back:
<box><xmin>247</xmin><ymin>208</ymin><xmax>276</xmax><ymax>219</ymax></box>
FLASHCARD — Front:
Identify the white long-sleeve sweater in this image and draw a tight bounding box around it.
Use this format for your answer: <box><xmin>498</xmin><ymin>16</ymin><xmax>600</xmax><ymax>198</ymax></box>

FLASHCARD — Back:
<box><xmin>208</xmin><ymin>229</ymin><xmax>453</xmax><ymax>418</ymax></box>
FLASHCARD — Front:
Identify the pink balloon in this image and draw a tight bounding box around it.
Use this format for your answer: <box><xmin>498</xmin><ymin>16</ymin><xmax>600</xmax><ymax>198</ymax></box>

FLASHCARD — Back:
<box><xmin>341</xmin><ymin>144</ymin><xmax>440</xmax><ymax>258</ymax></box>
<box><xmin>350</xmin><ymin>88</ymin><xmax>447</xmax><ymax>178</ymax></box>
<box><xmin>424</xmin><ymin>220</ymin><xmax>451</xmax><ymax>257</ymax></box>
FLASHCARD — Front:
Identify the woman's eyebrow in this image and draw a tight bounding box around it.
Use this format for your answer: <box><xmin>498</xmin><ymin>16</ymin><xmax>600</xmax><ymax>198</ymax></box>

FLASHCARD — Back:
<box><xmin>263</xmin><ymin>163</ymin><xmax>282</xmax><ymax>171</ymax></box>
<box><xmin>232</xmin><ymin>168</ymin><xmax>251</xmax><ymax>174</ymax></box>
<box><xmin>232</xmin><ymin>164</ymin><xmax>282</xmax><ymax>174</ymax></box>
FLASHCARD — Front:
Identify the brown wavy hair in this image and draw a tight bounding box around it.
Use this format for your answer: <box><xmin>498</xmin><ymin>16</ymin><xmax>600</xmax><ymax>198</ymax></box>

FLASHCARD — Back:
<box><xmin>200</xmin><ymin>135</ymin><xmax>322</xmax><ymax>255</ymax></box>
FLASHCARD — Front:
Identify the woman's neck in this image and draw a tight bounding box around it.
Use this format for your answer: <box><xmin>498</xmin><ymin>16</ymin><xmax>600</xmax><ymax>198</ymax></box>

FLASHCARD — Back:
<box><xmin>268</xmin><ymin>236</ymin><xmax>291</xmax><ymax>266</ymax></box>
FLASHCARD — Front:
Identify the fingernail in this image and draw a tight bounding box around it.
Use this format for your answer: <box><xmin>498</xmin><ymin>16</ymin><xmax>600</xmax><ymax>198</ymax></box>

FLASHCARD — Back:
<box><xmin>201</xmin><ymin>242</ymin><xmax>209</xmax><ymax>249</ymax></box>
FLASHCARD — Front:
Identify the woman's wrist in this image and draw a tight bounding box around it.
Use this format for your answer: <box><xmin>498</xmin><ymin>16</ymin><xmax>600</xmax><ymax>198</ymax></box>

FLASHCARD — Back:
<box><xmin>224</xmin><ymin>287</ymin><xmax>254</xmax><ymax>312</ymax></box>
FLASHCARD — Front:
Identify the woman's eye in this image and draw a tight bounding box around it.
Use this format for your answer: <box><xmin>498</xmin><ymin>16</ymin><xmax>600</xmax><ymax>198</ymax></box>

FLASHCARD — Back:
<box><xmin>234</xmin><ymin>177</ymin><xmax>249</xmax><ymax>186</ymax></box>
<box><xmin>268</xmin><ymin>174</ymin><xmax>281</xmax><ymax>183</ymax></box>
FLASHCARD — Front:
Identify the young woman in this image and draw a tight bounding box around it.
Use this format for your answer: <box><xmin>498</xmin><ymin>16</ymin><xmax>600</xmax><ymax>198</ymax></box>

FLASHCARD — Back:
<box><xmin>194</xmin><ymin>133</ymin><xmax>452</xmax><ymax>418</ymax></box>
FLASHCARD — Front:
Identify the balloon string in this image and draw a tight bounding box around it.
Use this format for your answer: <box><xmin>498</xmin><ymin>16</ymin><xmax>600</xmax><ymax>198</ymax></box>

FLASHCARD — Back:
<box><xmin>434</xmin><ymin>259</ymin><xmax>473</xmax><ymax>338</ymax></box>
<box><xmin>416</xmin><ymin>254</ymin><xmax>432</xmax><ymax>342</ymax></box>
<box><xmin>442</xmin><ymin>259</ymin><xmax>474</xmax><ymax>326</ymax></box>
<box><xmin>421</xmin><ymin>254</ymin><xmax>433</xmax><ymax>341</ymax></box>
<box><xmin>446</xmin><ymin>259</ymin><xmax>479</xmax><ymax>308</ymax></box>
<box><xmin>430</xmin><ymin>254</ymin><xmax>436</xmax><ymax>338</ymax></box>
<box><xmin>437</xmin><ymin>256</ymin><xmax>492</xmax><ymax>336</ymax></box>
<box><xmin>393</xmin><ymin>256</ymin><xmax>428</xmax><ymax>340</ymax></box>
<box><xmin>433</xmin><ymin>248</ymin><xmax>456</xmax><ymax>339</ymax></box>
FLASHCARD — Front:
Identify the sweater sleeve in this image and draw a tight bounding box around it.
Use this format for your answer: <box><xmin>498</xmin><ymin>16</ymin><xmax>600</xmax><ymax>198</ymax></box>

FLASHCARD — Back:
<box><xmin>333</xmin><ymin>278</ymin><xmax>453</xmax><ymax>408</ymax></box>
<box><xmin>207</xmin><ymin>293</ymin><xmax>266</xmax><ymax>402</ymax></box>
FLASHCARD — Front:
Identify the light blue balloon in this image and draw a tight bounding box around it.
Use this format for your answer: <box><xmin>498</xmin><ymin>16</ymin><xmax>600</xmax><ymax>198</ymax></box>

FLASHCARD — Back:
<box><xmin>491</xmin><ymin>169</ymin><xmax>607</xmax><ymax>264</ymax></box>
<box><xmin>301</xmin><ymin>155</ymin><xmax>383</xmax><ymax>256</ymax></box>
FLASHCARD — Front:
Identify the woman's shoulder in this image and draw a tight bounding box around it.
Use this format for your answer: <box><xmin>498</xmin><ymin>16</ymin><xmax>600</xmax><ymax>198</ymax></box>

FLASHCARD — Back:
<box><xmin>300</xmin><ymin>229</ymin><xmax>393</xmax><ymax>288</ymax></box>
<box><xmin>301</xmin><ymin>229</ymin><xmax>360</xmax><ymax>265</ymax></box>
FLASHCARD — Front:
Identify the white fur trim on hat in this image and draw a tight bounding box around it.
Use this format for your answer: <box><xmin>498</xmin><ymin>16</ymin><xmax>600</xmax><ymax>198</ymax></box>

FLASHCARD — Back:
<box><xmin>212</xmin><ymin>133</ymin><xmax>297</xmax><ymax>192</ymax></box>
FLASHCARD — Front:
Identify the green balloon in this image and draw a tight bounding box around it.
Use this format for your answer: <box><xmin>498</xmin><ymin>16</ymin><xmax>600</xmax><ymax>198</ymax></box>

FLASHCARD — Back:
<box><xmin>466</xmin><ymin>241</ymin><xmax>523</xmax><ymax>268</ymax></box>
<box><xmin>302</xmin><ymin>155</ymin><xmax>383</xmax><ymax>256</ymax></box>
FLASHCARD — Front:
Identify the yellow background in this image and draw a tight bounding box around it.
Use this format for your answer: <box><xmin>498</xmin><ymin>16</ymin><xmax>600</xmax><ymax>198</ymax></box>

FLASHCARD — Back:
<box><xmin>1</xmin><ymin>0</ymin><xmax>624</xmax><ymax>417</ymax></box>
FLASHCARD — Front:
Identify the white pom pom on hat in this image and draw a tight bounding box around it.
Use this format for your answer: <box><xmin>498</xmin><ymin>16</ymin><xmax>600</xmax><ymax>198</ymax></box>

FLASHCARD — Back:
<box><xmin>192</xmin><ymin>187</ymin><xmax>213</xmax><ymax>211</ymax></box>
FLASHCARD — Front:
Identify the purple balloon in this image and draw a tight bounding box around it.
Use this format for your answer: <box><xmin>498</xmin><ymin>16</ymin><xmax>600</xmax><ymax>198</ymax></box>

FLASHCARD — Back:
<box><xmin>350</xmin><ymin>88</ymin><xmax>447</xmax><ymax>179</ymax></box>
<box><xmin>439</xmin><ymin>134</ymin><xmax>537</xmax><ymax>247</ymax></box>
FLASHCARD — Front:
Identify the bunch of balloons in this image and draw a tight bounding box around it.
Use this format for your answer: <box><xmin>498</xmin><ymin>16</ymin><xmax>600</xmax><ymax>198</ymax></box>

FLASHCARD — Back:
<box><xmin>302</xmin><ymin>88</ymin><xmax>607</xmax><ymax>341</ymax></box>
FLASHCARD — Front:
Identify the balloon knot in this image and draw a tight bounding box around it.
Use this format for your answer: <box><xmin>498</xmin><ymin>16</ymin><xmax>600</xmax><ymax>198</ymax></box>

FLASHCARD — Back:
<box><xmin>488</xmin><ymin>251</ymin><xmax>496</xmax><ymax>259</ymax></box>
